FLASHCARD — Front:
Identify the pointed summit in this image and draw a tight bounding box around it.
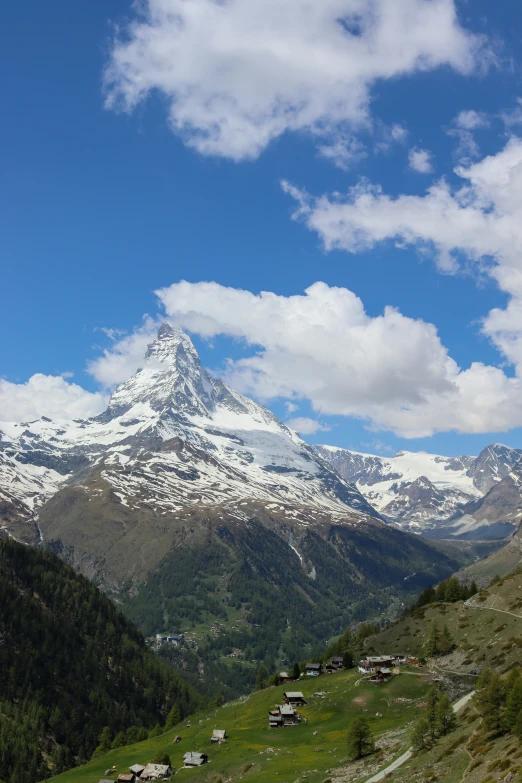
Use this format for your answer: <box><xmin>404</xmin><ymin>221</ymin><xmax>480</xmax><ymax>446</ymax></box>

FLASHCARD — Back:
<box><xmin>144</xmin><ymin>322</ymin><xmax>201</xmax><ymax>371</ymax></box>
<box><xmin>106</xmin><ymin>323</ymin><xmax>216</xmax><ymax>419</ymax></box>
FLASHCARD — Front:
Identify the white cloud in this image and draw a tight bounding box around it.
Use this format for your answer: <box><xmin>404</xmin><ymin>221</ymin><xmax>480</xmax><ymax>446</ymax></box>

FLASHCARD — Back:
<box><xmin>454</xmin><ymin>109</ymin><xmax>490</xmax><ymax>130</ymax></box>
<box><xmin>154</xmin><ymin>279</ymin><xmax>522</xmax><ymax>437</ymax></box>
<box><xmin>447</xmin><ymin>110</ymin><xmax>489</xmax><ymax>165</ymax></box>
<box><xmin>318</xmin><ymin>135</ymin><xmax>366</xmax><ymax>171</ymax></box>
<box><xmin>408</xmin><ymin>147</ymin><xmax>433</xmax><ymax>173</ymax></box>
<box><xmin>286</xmin><ymin>417</ymin><xmax>330</xmax><ymax>434</ymax></box>
<box><xmin>87</xmin><ymin>317</ymin><xmax>160</xmax><ymax>386</ymax></box>
<box><xmin>105</xmin><ymin>0</ymin><xmax>482</xmax><ymax>161</ymax></box>
<box><xmin>501</xmin><ymin>99</ymin><xmax>522</xmax><ymax>129</ymax></box>
<box><xmin>0</xmin><ymin>375</ymin><xmax>107</xmax><ymax>423</ymax></box>
<box><xmin>276</xmin><ymin>138</ymin><xmax>522</xmax><ymax>433</ymax></box>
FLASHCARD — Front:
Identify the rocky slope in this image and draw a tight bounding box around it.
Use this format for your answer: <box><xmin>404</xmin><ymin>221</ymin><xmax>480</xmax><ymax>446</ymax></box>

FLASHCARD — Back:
<box><xmin>316</xmin><ymin>444</ymin><xmax>522</xmax><ymax>537</ymax></box>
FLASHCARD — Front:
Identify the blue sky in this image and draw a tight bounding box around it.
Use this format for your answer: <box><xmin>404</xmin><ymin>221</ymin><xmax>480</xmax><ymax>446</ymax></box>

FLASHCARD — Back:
<box><xmin>3</xmin><ymin>0</ymin><xmax>522</xmax><ymax>456</ymax></box>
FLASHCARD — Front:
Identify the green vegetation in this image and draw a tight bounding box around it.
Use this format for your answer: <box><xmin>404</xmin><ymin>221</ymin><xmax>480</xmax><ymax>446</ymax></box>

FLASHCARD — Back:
<box><xmin>424</xmin><ymin>619</ymin><xmax>455</xmax><ymax>656</ymax></box>
<box><xmin>410</xmin><ymin>686</ymin><xmax>457</xmax><ymax>750</ymax></box>
<box><xmin>356</xmin><ymin>567</ymin><xmax>522</xmax><ymax>672</ymax></box>
<box><xmin>123</xmin><ymin>520</ymin><xmax>460</xmax><ymax>699</ymax></box>
<box><xmin>0</xmin><ymin>539</ymin><xmax>203</xmax><ymax>783</ymax></box>
<box><xmin>347</xmin><ymin>715</ymin><xmax>374</xmax><ymax>760</ymax></box>
<box><xmin>408</xmin><ymin>576</ymin><xmax>478</xmax><ymax>613</ymax></box>
<box><xmin>46</xmin><ymin>668</ymin><xmax>434</xmax><ymax>783</ymax></box>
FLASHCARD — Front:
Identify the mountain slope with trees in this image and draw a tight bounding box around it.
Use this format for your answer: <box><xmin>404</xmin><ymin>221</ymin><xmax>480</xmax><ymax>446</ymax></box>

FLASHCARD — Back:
<box><xmin>0</xmin><ymin>539</ymin><xmax>203</xmax><ymax>783</ymax></box>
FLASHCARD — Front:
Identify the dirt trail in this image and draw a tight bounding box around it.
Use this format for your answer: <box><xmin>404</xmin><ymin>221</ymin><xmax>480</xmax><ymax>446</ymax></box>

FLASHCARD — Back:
<box><xmin>464</xmin><ymin>598</ymin><xmax>522</xmax><ymax>620</ymax></box>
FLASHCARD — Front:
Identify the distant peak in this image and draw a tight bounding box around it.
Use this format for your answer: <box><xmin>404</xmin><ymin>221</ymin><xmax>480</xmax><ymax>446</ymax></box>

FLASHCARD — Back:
<box><xmin>157</xmin><ymin>322</ymin><xmax>176</xmax><ymax>339</ymax></box>
<box><xmin>144</xmin><ymin>323</ymin><xmax>198</xmax><ymax>367</ymax></box>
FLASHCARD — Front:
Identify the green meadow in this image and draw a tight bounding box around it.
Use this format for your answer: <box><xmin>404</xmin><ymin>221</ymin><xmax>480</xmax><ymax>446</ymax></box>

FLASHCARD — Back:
<box><xmin>47</xmin><ymin>669</ymin><xmax>432</xmax><ymax>783</ymax></box>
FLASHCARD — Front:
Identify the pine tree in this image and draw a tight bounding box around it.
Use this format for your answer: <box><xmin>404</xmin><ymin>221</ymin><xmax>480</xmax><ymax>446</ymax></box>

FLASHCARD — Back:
<box><xmin>476</xmin><ymin>672</ymin><xmax>505</xmax><ymax>733</ymax></box>
<box><xmin>436</xmin><ymin>693</ymin><xmax>457</xmax><ymax>735</ymax></box>
<box><xmin>435</xmin><ymin>581</ymin><xmax>447</xmax><ymax>602</ymax></box>
<box><xmin>468</xmin><ymin>581</ymin><xmax>478</xmax><ymax>598</ymax></box>
<box><xmin>342</xmin><ymin>651</ymin><xmax>354</xmax><ymax>669</ymax></box>
<box><xmin>411</xmin><ymin>717</ymin><xmax>431</xmax><ymax>750</ymax></box>
<box><xmin>347</xmin><ymin>716</ymin><xmax>374</xmax><ymax>760</ymax></box>
<box><xmin>513</xmin><ymin>708</ymin><xmax>522</xmax><ymax>739</ymax></box>
<box><xmin>255</xmin><ymin>665</ymin><xmax>268</xmax><ymax>690</ymax></box>
<box><xmin>426</xmin><ymin>686</ymin><xmax>439</xmax><ymax>742</ymax></box>
<box><xmin>291</xmin><ymin>662</ymin><xmax>301</xmax><ymax>680</ymax></box>
<box><xmin>91</xmin><ymin>726</ymin><xmax>112</xmax><ymax>759</ymax></box>
<box><xmin>444</xmin><ymin>578</ymin><xmax>463</xmax><ymax>603</ymax></box>
<box><xmin>425</xmin><ymin>620</ymin><xmax>441</xmax><ymax>657</ymax></box>
<box><xmin>504</xmin><ymin>680</ymin><xmax>522</xmax><ymax>731</ymax></box>
<box><xmin>148</xmin><ymin>724</ymin><xmax>163</xmax><ymax>738</ymax></box>
<box><xmin>439</xmin><ymin>624</ymin><xmax>454</xmax><ymax>655</ymax></box>
<box><xmin>165</xmin><ymin>703</ymin><xmax>181</xmax><ymax>730</ymax></box>
<box><xmin>111</xmin><ymin>731</ymin><xmax>126</xmax><ymax>749</ymax></box>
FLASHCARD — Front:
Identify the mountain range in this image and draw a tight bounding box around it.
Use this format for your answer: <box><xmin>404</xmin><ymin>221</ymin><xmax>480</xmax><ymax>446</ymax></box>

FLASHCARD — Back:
<box><xmin>0</xmin><ymin>324</ymin><xmax>468</xmax><ymax>662</ymax></box>
<box><xmin>316</xmin><ymin>443</ymin><xmax>522</xmax><ymax>539</ymax></box>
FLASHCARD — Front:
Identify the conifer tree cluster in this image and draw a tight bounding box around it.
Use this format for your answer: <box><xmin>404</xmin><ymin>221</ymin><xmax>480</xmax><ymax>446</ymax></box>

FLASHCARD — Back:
<box><xmin>410</xmin><ymin>578</ymin><xmax>478</xmax><ymax>612</ymax></box>
<box><xmin>0</xmin><ymin>539</ymin><xmax>203</xmax><ymax>783</ymax></box>
<box><xmin>424</xmin><ymin>619</ymin><xmax>455</xmax><ymax>657</ymax></box>
<box><xmin>474</xmin><ymin>668</ymin><xmax>522</xmax><ymax>736</ymax></box>
<box><xmin>411</xmin><ymin>686</ymin><xmax>457</xmax><ymax>750</ymax></box>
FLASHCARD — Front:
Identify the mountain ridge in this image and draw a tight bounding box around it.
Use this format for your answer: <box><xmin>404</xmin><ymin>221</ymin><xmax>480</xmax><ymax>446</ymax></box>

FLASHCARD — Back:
<box><xmin>316</xmin><ymin>443</ymin><xmax>522</xmax><ymax>538</ymax></box>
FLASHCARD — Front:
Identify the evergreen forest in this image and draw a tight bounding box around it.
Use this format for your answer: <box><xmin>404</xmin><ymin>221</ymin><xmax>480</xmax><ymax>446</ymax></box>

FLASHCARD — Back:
<box><xmin>0</xmin><ymin>539</ymin><xmax>203</xmax><ymax>783</ymax></box>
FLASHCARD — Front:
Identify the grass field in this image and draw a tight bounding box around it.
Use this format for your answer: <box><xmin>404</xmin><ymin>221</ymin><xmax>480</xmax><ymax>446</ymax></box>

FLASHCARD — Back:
<box><xmin>47</xmin><ymin>669</ymin><xmax>433</xmax><ymax>783</ymax></box>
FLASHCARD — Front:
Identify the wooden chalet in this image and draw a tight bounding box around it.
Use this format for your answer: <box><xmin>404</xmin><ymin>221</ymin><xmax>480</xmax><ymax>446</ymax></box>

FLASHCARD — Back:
<box><xmin>279</xmin><ymin>671</ymin><xmax>294</xmax><ymax>683</ymax></box>
<box><xmin>268</xmin><ymin>704</ymin><xmax>299</xmax><ymax>728</ymax></box>
<box><xmin>140</xmin><ymin>763</ymin><xmax>171</xmax><ymax>780</ymax></box>
<box><xmin>305</xmin><ymin>662</ymin><xmax>323</xmax><ymax>677</ymax></box>
<box><xmin>358</xmin><ymin>655</ymin><xmax>397</xmax><ymax>673</ymax></box>
<box><xmin>368</xmin><ymin>667</ymin><xmax>393</xmax><ymax>684</ymax></box>
<box><xmin>129</xmin><ymin>766</ymin><xmax>145</xmax><ymax>778</ymax></box>
<box><xmin>283</xmin><ymin>691</ymin><xmax>307</xmax><ymax>706</ymax></box>
<box><xmin>325</xmin><ymin>656</ymin><xmax>343</xmax><ymax>673</ymax></box>
<box><xmin>211</xmin><ymin>729</ymin><xmax>227</xmax><ymax>744</ymax></box>
<box><xmin>183</xmin><ymin>752</ymin><xmax>208</xmax><ymax>767</ymax></box>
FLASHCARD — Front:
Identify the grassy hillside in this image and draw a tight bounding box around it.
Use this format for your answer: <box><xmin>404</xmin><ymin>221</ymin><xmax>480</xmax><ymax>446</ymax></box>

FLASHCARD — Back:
<box><xmin>457</xmin><ymin>534</ymin><xmax>522</xmax><ymax>585</ymax></box>
<box><xmin>47</xmin><ymin>668</ymin><xmax>437</xmax><ymax>783</ymax></box>
<box><xmin>360</xmin><ymin>567</ymin><xmax>522</xmax><ymax>675</ymax></box>
<box><xmin>0</xmin><ymin>539</ymin><xmax>203</xmax><ymax>783</ymax></box>
<box><xmin>331</xmin><ymin>696</ymin><xmax>522</xmax><ymax>783</ymax></box>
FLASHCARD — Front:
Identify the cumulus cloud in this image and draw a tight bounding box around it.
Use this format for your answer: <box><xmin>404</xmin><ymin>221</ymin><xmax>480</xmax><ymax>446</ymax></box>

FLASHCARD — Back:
<box><xmin>0</xmin><ymin>375</ymin><xmax>107</xmax><ymax>423</ymax></box>
<box><xmin>286</xmin><ymin>417</ymin><xmax>331</xmax><ymax>435</ymax></box>
<box><xmin>87</xmin><ymin>316</ymin><xmax>160</xmax><ymax>386</ymax></box>
<box><xmin>105</xmin><ymin>0</ymin><xmax>481</xmax><ymax>161</ymax></box>
<box><xmin>408</xmin><ymin>148</ymin><xmax>433</xmax><ymax>173</ymax></box>
<box><xmin>275</xmin><ymin>138</ymin><xmax>522</xmax><ymax>433</ymax></box>
<box><xmin>154</xmin><ymin>279</ymin><xmax>522</xmax><ymax>437</ymax></box>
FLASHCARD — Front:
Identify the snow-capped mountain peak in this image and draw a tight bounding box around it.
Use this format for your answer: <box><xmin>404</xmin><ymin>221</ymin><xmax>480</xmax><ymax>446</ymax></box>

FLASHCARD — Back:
<box><xmin>0</xmin><ymin>325</ymin><xmax>379</xmax><ymax>544</ymax></box>
<box><xmin>106</xmin><ymin>323</ymin><xmax>216</xmax><ymax>418</ymax></box>
<box><xmin>316</xmin><ymin>442</ymin><xmax>522</xmax><ymax>538</ymax></box>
